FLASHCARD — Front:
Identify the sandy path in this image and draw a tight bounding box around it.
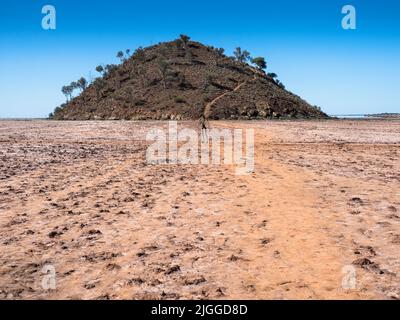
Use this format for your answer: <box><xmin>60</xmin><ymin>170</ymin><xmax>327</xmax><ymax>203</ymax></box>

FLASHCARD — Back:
<box><xmin>204</xmin><ymin>81</ymin><xmax>247</xmax><ymax>118</ymax></box>
<box><xmin>202</xmin><ymin>122</ymin><xmax>370</xmax><ymax>299</ymax></box>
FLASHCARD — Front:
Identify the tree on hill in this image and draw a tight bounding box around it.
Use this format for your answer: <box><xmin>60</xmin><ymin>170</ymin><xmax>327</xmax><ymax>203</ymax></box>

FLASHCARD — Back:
<box><xmin>117</xmin><ymin>51</ymin><xmax>125</xmax><ymax>62</ymax></box>
<box><xmin>54</xmin><ymin>106</ymin><xmax>63</xmax><ymax>114</ymax></box>
<box><xmin>175</xmin><ymin>39</ymin><xmax>185</xmax><ymax>56</ymax></box>
<box><xmin>178</xmin><ymin>34</ymin><xmax>193</xmax><ymax>61</ymax></box>
<box><xmin>157</xmin><ymin>58</ymin><xmax>177</xmax><ymax>90</ymax></box>
<box><xmin>180</xmin><ymin>34</ymin><xmax>190</xmax><ymax>48</ymax></box>
<box><xmin>276</xmin><ymin>79</ymin><xmax>285</xmax><ymax>89</ymax></box>
<box><xmin>77</xmin><ymin>77</ymin><xmax>88</xmax><ymax>91</ymax></box>
<box><xmin>213</xmin><ymin>48</ymin><xmax>225</xmax><ymax>66</ymax></box>
<box><xmin>61</xmin><ymin>85</ymin><xmax>73</xmax><ymax>102</ymax></box>
<box><xmin>157</xmin><ymin>59</ymin><xmax>170</xmax><ymax>90</ymax></box>
<box><xmin>266</xmin><ymin>72</ymin><xmax>285</xmax><ymax>89</ymax></box>
<box><xmin>96</xmin><ymin>65</ymin><xmax>105</xmax><ymax>76</ymax></box>
<box><xmin>104</xmin><ymin>64</ymin><xmax>118</xmax><ymax>76</ymax></box>
<box><xmin>251</xmin><ymin>57</ymin><xmax>267</xmax><ymax>70</ymax></box>
<box><xmin>215</xmin><ymin>48</ymin><xmax>225</xmax><ymax>56</ymax></box>
<box><xmin>93</xmin><ymin>77</ymin><xmax>107</xmax><ymax>99</ymax></box>
<box><xmin>233</xmin><ymin>47</ymin><xmax>251</xmax><ymax>63</ymax></box>
<box><xmin>133</xmin><ymin>47</ymin><xmax>145</xmax><ymax>63</ymax></box>
<box><xmin>61</xmin><ymin>85</ymin><xmax>69</xmax><ymax>102</ymax></box>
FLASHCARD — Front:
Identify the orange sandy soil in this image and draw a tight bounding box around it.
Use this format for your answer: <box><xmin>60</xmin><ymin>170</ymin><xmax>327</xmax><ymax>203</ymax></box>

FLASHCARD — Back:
<box><xmin>0</xmin><ymin>120</ymin><xmax>399</xmax><ymax>300</ymax></box>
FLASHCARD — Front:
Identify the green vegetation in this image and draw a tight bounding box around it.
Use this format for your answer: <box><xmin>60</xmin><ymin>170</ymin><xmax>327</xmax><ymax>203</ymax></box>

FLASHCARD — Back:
<box><xmin>276</xmin><ymin>79</ymin><xmax>285</xmax><ymax>89</ymax></box>
<box><xmin>105</xmin><ymin>64</ymin><xmax>118</xmax><ymax>75</ymax></box>
<box><xmin>178</xmin><ymin>34</ymin><xmax>192</xmax><ymax>61</ymax></box>
<box><xmin>179</xmin><ymin>34</ymin><xmax>190</xmax><ymax>48</ymax></box>
<box><xmin>267</xmin><ymin>72</ymin><xmax>285</xmax><ymax>89</ymax></box>
<box><xmin>251</xmin><ymin>57</ymin><xmax>267</xmax><ymax>70</ymax></box>
<box><xmin>117</xmin><ymin>49</ymin><xmax>132</xmax><ymax>62</ymax></box>
<box><xmin>133</xmin><ymin>47</ymin><xmax>145</xmax><ymax>62</ymax></box>
<box><xmin>96</xmin><ymin>65</ymin><xmax>105</xmax><ymax>76</ymax></box>
<box><xmin>116</xmin><ymin>51</ymin><xmax>125</xmax><ymax>62</ymax></box>
<box><xmin>215</xmin><ymin>48</ymin><xmax>225</xmax><ymax>55</ymax></box>
<box><xmin>77</xmin><ymin>77</ymin><xmax>87</xmax><ymax>91</ymax></box>
<box><xmin>60</xmin><ymin>77</ymin><xmax>87</xmax><ymax>102</ymax></box>
<box><xmin>233</xmin><ymin>47</ymin><xmax>251</xmax><ymax>63</ymax></box>
<box><xmin>61</xmin><ymin>85</ymin><xmax>73</xmax><ymax>102</ymax></box>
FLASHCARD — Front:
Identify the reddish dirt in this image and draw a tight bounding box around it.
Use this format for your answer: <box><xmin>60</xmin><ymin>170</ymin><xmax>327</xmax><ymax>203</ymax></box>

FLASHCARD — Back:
<box><xmin>0</xmin><ymin>119</ymin><xmax>399</xmax><ymax>299</ymax></box>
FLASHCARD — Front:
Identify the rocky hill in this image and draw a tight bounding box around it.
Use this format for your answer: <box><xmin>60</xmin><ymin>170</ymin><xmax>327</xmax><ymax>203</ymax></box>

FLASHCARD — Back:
<box><xmin>51</xmin><ymin>37</ymin><xmax>327</xmax><ymax>120</ymax></box>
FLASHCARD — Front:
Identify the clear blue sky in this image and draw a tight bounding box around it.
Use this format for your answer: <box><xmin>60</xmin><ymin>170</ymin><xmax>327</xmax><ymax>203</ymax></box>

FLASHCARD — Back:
<box><xmin>0</xmin><ymin>0</ymin><xmax>399</xmax><ymax>117</ymax></box>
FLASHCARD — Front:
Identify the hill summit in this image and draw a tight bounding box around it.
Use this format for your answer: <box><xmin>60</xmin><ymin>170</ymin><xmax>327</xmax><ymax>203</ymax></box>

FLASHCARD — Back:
<box><xmin>51</xmin><ymin>36</ymin><xmax>327</xmax><ymax>120</ymax></box>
